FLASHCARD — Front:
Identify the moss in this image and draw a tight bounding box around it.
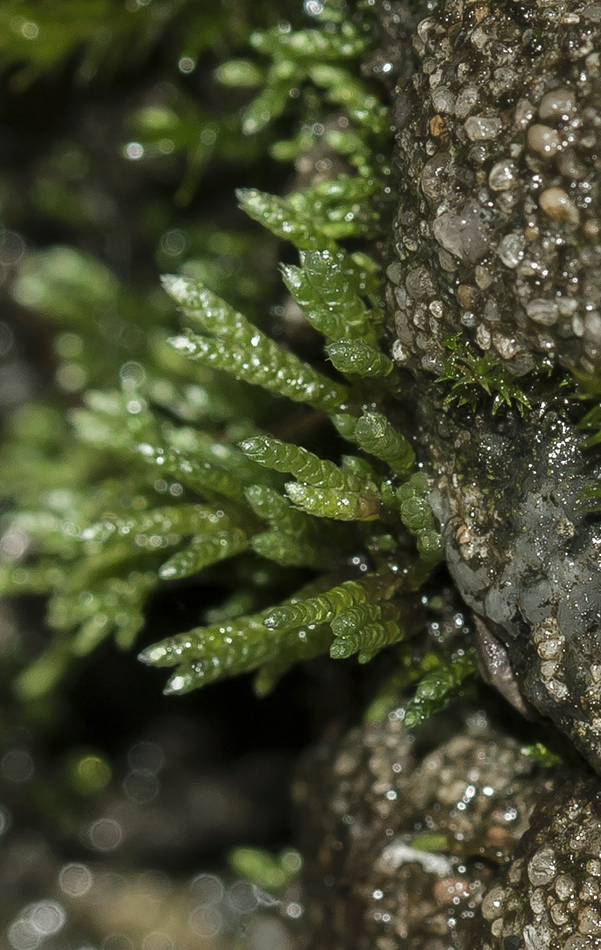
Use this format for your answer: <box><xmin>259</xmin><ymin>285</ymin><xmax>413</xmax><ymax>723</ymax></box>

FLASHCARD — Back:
<box><xmin>1</xmin><ymin>0</ymin><xmax>581</xmax><ymax>735</ymax></box>
<box><xmin>0</xmin><ymin>0</ymin><xmax>445</xmax><ymax>712</ymax></box>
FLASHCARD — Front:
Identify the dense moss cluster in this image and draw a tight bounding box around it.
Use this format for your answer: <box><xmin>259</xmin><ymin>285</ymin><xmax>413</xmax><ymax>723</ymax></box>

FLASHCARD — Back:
<box><xmin>0</xmin><ymin>0</ymin><xmax>474</xmax><ymax>728</ymax></box>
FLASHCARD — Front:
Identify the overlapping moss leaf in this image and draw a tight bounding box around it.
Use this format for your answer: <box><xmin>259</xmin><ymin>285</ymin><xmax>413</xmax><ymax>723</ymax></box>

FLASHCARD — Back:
<box><xmin>0</xmin><ymin>0</ymin><xmax>457</xmax><ymax>725</ymax></box>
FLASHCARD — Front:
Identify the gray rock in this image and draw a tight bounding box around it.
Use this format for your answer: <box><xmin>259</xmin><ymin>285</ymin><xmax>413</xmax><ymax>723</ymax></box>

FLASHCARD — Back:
<box><xmin>387</xmin><ymin>0</ymin><xmax>601</xmax><ymax>774</ymax></box>
<box><xmin>295</xmin><ymin>706</ymin><xmax>557</xmax><ymax>950</ymax></box>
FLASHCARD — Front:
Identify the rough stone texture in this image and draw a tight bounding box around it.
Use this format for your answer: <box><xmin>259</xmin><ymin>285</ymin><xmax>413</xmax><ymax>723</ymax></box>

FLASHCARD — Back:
<box><xmin>308</xmin><ymin>0</ymin><xmax>601</xmax><ymax>945</ymax></box>
<box><xmin>389</xmin><ymin>0</ymin><xmax>601</xmax><ymax>378</ymax></box>
<box><xmin>426</xmin><ymin>405</ymin><xmax>601</xmax><ymax>772</ymax></box>
<box><xmin>473</xmin><ymin>775</ymin><xmax>601</xmax><ymax>948</ymax></box>
<box><xmin>295</xmin><ymin>705</ymin><xmax>559</xmax><ymax>949</ymax></box>
<box><xmin>386</xmin><ymin>0</ymin><xmax>601</xmax><ymax>774</ymax></box>
<box><xmin>296</xmin><ymin>1</ymin><xmax>601</xmax><ymax>946</ymax></box>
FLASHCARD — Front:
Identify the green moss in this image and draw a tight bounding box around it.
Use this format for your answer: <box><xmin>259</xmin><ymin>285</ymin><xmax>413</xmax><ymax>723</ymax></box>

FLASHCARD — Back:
<box><xmin>0</xmin><ymin>0</ymin><xmax>462</xmax><ymax>722</ymax></box>
<box><xmin>439</xmin><ymin>334</ymin><xmax>537</xmax><ymax>415</ymax></box>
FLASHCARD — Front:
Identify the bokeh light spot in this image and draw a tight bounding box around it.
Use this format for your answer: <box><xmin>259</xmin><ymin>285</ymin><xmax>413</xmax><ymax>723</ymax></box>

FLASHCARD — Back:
<box><xmin>1</xmin><ymin>749</ymin><xmax>34</xmax><ymax>783</ymax></box>
<box><xmin>188</xmin><ymin>906</ymin><xmax>222</xmax><ymax>938</ymax></box>
<box><xmin>87</xmin><ymin>817</ymin><xmax>123</xmax><ymax>852</ymax></box>
<box><xmin>59</xmin><ymin>863</ymin><xmax>93</xmax><ymax>897</ymax></box>
<box><xmin>124</xmin><ymin>142</ymin><xmax>144</xmax><ymax>161</ymax></box>
<box><xmin>28</xmin><ymin>901</ymin><xmax>66</xmax><ymax>936</ymax></box>
<box><xmin>73</xmin><ymin>754</ymin><xmax>112</xmax><ymax>794</ymax></box>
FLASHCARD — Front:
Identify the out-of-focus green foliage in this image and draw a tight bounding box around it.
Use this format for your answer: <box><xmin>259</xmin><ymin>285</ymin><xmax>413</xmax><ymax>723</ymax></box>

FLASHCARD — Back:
<box><xmin>229</xmin><ymin>846</ymin><xmax>302</xmax><ymax>892</ymax></box>
<box><xmin>0</xmin><ymin>0</ymin><xmax>253</xmax><ymax>86</ymax></box>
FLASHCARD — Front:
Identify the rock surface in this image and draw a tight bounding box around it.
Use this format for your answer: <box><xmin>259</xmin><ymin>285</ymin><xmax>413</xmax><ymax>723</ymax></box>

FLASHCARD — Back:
<box><xmin>474</xmin><ymin>774</ymin><xmax>601</xmax><ymax>948</ymax></box>
<box><xmin>386</xmin><ymin>0</ymin><xmax>601</xmax><ymax>773</ymax></box>
<box><xmin>389</xmin><ymin>0</ymin><xmax>601</xmax><ymax>378</ymax></box>
<box><xmin>295</xmin><ymin>705</ymin><xmax>562</xmax><ymax>948</ymax></box>
<box><xmin>296</xmin><ymin>0</ymin><xmax>601</xmax><ymax>946</ymax></box>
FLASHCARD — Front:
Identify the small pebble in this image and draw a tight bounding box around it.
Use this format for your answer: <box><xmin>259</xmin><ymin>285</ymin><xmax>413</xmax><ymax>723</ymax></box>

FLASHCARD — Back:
<box><xmin>527</xmin><ymin>124</ymin><xmax>561</xmax><ymax>158</ymax></box>
<box><xmin>539</xmin><ymin>187</ymin><xmax>580</xmax><ymax>226</ymax></box>
<box><xmin>465</xmin><ymin>115</ymin><xmax>502</xmax><ymax>141</ymax></box>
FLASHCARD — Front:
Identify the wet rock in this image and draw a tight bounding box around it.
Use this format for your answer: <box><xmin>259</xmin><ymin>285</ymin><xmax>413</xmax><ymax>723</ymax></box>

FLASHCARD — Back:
<box><xmin>473</xmin><ymin>776</ymin><xmax>601</xmax><ymax>948</ymax></box>
<box><xmin>295</xmin><ymin>706</ymin><xmax>559</xmax><ymax>949</ymax></box>
<box><xmin>423</xmin><ymin>407</ymin><xmax>601</xmax><ymax>774</ymax></box>
<box><xmin>387</xmin><ymin>0</ymin><xmax>601</xmax><ymax>775</ymax></box>
<box><xmin>389</xmin><ymin>0</ymin><xmax>601</xmax><ymax>378</ymax></box>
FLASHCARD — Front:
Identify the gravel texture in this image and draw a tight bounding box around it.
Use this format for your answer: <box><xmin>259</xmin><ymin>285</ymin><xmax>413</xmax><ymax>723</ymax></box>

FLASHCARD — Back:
<box><xmin>386</xmin><ymin>0</ymin><xmax>601</xmax><ymax>773</ymax></box>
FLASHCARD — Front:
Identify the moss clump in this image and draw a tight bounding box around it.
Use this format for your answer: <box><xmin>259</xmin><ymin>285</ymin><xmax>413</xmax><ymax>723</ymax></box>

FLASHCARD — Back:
<box><xmin>0</xmin><ymin>0</ymin><xmax>471</xmax><ymax>730</ymax></box>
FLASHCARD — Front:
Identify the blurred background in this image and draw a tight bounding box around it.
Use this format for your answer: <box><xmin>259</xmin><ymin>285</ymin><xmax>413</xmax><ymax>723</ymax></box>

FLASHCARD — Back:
<box><xmin>0</xmin><ymin>1</ymin><xmax>383</xmax><ymax>946</ymax></box>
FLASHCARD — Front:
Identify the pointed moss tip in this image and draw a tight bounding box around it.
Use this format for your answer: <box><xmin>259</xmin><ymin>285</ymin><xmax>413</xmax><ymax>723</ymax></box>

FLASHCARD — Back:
<box><xmin>160</xmin><ymin>273</ymin><xmax>178</xmax><ymax>290</ymax></box>
<box><xmin>158</xmin><ymin>564</ymin><xmax>178</xmax><ymax>580</ymax></box>
<box><xmin>163</xmin><ymin>674</ymin><xmax>186</xmax><ymax>695</ymax></box>
<box><xmin>160</xmin><ymin>273</ymin><xmax>189</xmax><ymax>300</ymax></box>
<box><xmin>138</xmin><ymin>643</ymin><xmax>168</xmax><ymax>666</ymax></box>
<box><xmin>263</xmin><ymin>609</ymin><xmax>288</xmax><ymax>629</ymax></box>
<box><xmin>330</xmin><ymin>639</ymin><xmax>353</xmax><ymax>659</ymax></box>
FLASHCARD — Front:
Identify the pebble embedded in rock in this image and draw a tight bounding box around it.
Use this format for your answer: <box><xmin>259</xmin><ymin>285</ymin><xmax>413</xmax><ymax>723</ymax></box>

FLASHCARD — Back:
<box><xmin>527</xmin><ymin>124</ymin><xmax>562</xmax><ymax>158</ymax></box>
<box><xmin>488</xmin><ymin>160</ymin><xmax>516</xmax><ymax>191</ymax></box>
<box><xmin>539</xmin><ymin>87</ymin><xmax>577</xmax><ymax>121</ymax></box>
<box><xmin>539</xmin><ymin>187</ymin><xmax>580</xmax><ymax>226</ymax></box>
<box><xmin>465</xmin><ymin>115</ymin><xmax>502</xmax><ymax>141</ymax></box>
<box><xmin>431</xmin><ymin>203</ymin><xmax>490</xmax><ymax>262</ymax></box>
<box><xmin>526</xmin><ymin>298</ymin><xmax>560</xmax><ymax>326</ymax></box>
